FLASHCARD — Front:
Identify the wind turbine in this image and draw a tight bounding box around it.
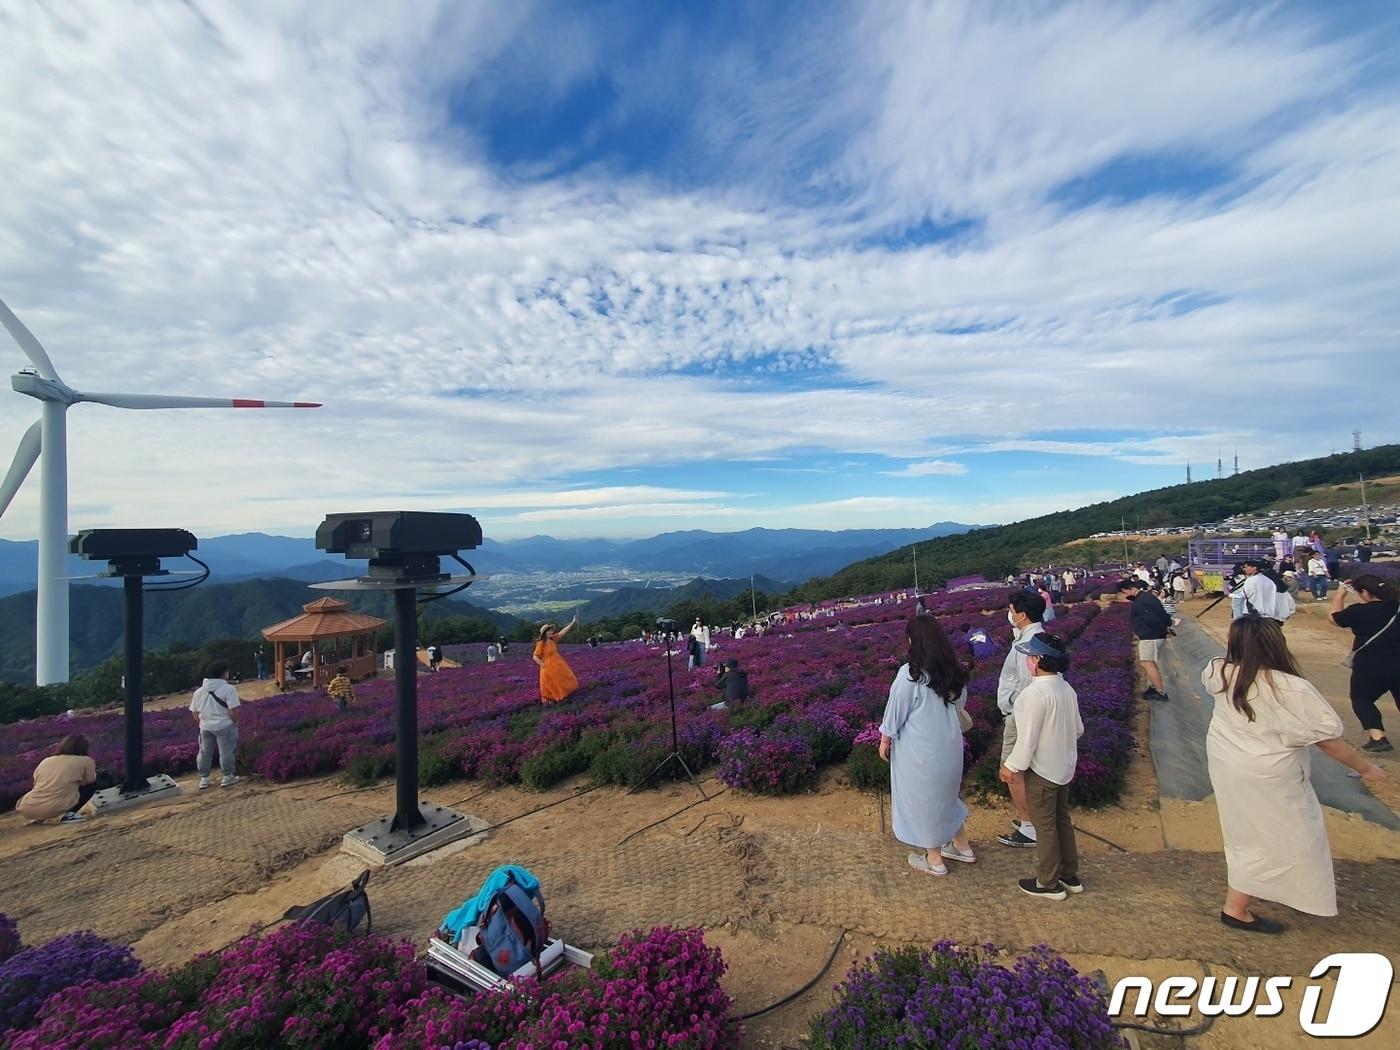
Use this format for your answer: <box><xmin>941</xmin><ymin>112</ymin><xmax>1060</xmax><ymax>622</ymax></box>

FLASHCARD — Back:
<box><xmin>0</xmin><ymin>296</ymin><xmax>321</xmax><ymax>685</ymax></box>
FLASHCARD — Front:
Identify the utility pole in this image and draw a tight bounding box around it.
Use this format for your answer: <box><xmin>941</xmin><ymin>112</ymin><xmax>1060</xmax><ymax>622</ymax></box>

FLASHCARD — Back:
<box><xmin>1121</xmin><ymin>517</ymin><xmax>1130</xmax><ymax>566</ymax></box>
<box><xmin>1186</xmin><ymin>460</ymin><xmax>1192</xmax><ymax>484</ymax></box>
<box><xmin>1232</xmin><ymin>447</ymin><xmax>1239</xmax><ymax>476</ymax></box>
<box><xmin>750</xmin><ymin>574</ymin><xmax>758</xmax><ymax>620</ymax></box>
<box><xmin>1216</xmin><ymin>449</ymin><xmax>1223</xmax><ymax>480</ymax></box>
<box><xmin>1360</xmin><ymin>474</ymin><xmax>1373</xmax><ymax>540</ymax></box>
<box><xmin>913</xmin><ymin>546</ymin><xmax>919</xmax><ymax>594</ymax></box>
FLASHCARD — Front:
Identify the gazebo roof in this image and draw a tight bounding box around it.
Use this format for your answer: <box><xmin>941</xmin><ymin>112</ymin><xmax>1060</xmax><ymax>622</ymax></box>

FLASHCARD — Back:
<box><xmin>261</xmin><ymin>596</ymin><xmax>386</xmax><ymax>642</ymax></box>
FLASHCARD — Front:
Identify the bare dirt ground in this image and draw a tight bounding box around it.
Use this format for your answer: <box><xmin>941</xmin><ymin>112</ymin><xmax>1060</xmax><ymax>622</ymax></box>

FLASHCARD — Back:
<box><xmin>3</xmin><ymin>597</ymin><xmax>1398</xmax><ymax>1048</ymax></box>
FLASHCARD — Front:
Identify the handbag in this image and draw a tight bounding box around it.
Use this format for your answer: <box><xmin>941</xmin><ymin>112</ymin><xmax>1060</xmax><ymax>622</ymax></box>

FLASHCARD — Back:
<box><xmin>1342</xmin><ymin>608</ymin><xmax>1399</xmax><ymax>670</ymax></box>
<box><xmin>957</xmin><ymin>706</ymin><xmax>974</xmax><ymax>734</ymax></box>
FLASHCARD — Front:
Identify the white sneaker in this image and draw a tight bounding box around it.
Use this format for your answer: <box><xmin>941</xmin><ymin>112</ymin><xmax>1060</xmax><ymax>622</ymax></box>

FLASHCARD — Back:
<box><xmin>220</xmin><ymin>775</ymin><xmax>241</xmax><ymax>787</ymax></box>
<box><xmin>907</xmin><ymin>852</ymin><xmax>949</xmax><ymax>876</ymax></box>
<box><xmin>198</xmin><ymin>777</ymin><xmax>212</xmax><ymax>790</ymax></box>
<box><xmin>940</xmin><ymin>844</ymin><xmax>977</xmax><ymax>864</ymax></box>
<box><xmin>59</xmin><ymin>811</ymin><xmax>85</xmax><ymax>823</ymax></box>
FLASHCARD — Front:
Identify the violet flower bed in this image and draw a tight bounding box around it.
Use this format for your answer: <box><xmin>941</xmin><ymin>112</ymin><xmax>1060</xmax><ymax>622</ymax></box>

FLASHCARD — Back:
<box><xmin>0</xmin><ymin>587</ymin><xmax>1135</xmax><ymax>811</ymax></box>
<box><xmin>2</xmin><ymin>921</ymin><xmax>735</xmax><ymax>1050</ymax></box>
<box><xmin>809</xmin><ymin>941</ymin><xmax>1125</xmax><ymax>1050</ymax></box>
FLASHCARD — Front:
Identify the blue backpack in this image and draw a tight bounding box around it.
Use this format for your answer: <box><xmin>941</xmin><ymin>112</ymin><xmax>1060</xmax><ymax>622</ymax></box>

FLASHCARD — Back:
<box><xmin>471</xmin><ymin>872</ymin><xmax>549</xmax><ymax>976</ymax></box>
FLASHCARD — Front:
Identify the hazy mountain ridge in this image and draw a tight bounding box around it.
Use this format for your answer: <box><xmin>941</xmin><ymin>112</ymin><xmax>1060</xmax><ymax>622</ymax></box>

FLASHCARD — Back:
<box><xmin>0</xmin><ymin>578</ymin><xmax>522</xmax><ymax>684</ymax></box>
<box><xmin>0</xmin><ymin>522</ymin><xmax>977</xmax><ymax>595</ymax></box>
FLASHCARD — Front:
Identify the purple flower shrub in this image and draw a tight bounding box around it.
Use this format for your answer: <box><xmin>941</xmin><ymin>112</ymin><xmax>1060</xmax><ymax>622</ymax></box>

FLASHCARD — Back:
<box><xmin>717</xmin><ymin>728</ymin><xmax>816</xmax><ymax>795</ymax></box>
<box><xmin>9</xmin><ymin>925</ymin><xmax>735</xmax><ymax>1049</ymax></box>
<box><xmin>0</xmin><ymin>931</ymin><xmax>140</xmax><ymax>1034</ymax></box>
<box><xmin>809</xmin><ymin>942</ymin><xmax>1125</xmax><ymax>1050</ymax></box>
<box><xmin>0</xmin><ymin>586</ymin><xmax>1135</xmax><ymax>809</ymax></box>
<box><xmin>378</xmin><ymin>926</ymin><xmax>735</xmax><ymax>1050</ymax></box>
<box><xmin>0</xmin><ymin>914</ymin><xmax>19</xmax><ymax>964</ymax></box>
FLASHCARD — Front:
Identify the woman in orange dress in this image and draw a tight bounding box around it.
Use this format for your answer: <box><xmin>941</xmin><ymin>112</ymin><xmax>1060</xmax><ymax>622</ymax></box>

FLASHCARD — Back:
<box><xmin>534</xmin><ymin>615</ymin><xmax>580</xmax><ymax>703</ymax></box>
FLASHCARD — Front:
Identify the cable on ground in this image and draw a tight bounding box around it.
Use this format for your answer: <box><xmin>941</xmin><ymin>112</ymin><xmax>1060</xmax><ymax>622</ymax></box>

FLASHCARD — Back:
<box><xmin>733</xmin><ymin>929</ymin><xmax>848</xmax><ymax>1022</ymax></box>
<box><xmin>1072</xmin><ymin>824</ymin><xmax>1130</xmax><ymax>853</ymax></box>
<box><xmin>616</xmin><ymin>782</ymin><xmax>727</xmax><ymax>847</ymax></box>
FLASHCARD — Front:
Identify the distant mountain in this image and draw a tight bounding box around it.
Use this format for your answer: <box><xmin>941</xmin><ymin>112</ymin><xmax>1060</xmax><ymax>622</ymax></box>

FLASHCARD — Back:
<box><xmin>0</xmin><ymin>577</ymin><xmax>524</xmax><ymax>684</ymax></box>
<box><xmin>571</xmin><ymin>575</ymin><xmax>790</xmax><ymax>621</ymax></box>
<box><xmin>0</xmin><ymin>523</ymin><xmax>978</xmax><ymax>595</ymax></box>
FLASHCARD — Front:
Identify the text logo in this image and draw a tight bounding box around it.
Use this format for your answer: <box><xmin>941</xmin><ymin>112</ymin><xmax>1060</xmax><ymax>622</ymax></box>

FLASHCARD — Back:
<box><xmin>1109</xmin><ymin>953</ymin><xmax>1392</xmax><ymax>1038</ymax></box>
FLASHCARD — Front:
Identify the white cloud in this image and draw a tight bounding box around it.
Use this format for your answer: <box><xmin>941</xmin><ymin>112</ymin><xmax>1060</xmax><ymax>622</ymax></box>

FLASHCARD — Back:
<box><xmin>882</xmin><ymin>459</ymin><xmax>967</xmax><ymax>477</ymax></box>
<box><xmin>0</xmin><ymin>1</ymin><xmax>1396</xmax><ymax>543</ymax></box>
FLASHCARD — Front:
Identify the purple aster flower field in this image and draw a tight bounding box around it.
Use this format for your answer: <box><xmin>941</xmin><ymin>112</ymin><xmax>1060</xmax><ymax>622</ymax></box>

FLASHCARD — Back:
<box><xmin>0</xmin><ymin>582</ymin><xmax>1136</xmax><ymax>813</ymax></box>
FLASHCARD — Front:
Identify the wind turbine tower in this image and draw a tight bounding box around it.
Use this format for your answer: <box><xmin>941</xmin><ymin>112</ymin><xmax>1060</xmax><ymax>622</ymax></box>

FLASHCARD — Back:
<box><xmin>1</xmin><ymin>297</ymin><xmax>321</xmax><ymax>684</ymax></box>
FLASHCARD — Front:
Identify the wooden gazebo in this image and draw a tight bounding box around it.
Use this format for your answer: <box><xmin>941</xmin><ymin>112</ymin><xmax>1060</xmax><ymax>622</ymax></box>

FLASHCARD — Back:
<box><xmin>261</xmin><ymin>597</ymin><xmax>386</xmax><ymax>690</ymax></box>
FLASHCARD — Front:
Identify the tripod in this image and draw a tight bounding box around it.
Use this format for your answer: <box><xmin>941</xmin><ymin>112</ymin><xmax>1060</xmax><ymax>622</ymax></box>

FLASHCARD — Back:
<box><xmin>628</xmin><ymin>635</ymin><xmax>708</xmax><ymax>800</ymax></box>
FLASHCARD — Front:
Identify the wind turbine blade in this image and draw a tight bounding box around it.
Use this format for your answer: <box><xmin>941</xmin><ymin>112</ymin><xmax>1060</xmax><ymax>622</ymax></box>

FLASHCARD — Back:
<box><xmin>0</xmin><ymin>297</ymin><xmax>62</xmax><ymax>381</ymax></box>
<box><xmin>0</xmin><ymin>419</ymin><xmax>41</xmax><ymax>518</ymax></box>
<box><xmin>75</xmin><ymin>392</ymin><xmax>322</xmax><ymax>409</ymax></box>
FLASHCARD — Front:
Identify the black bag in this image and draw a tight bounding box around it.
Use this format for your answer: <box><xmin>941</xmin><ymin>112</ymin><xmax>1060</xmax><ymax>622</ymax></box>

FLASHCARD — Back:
<box><xmin>283</xmin><ymin>870</ymin><xmax>371</xmax><ymax>933</ymax></box>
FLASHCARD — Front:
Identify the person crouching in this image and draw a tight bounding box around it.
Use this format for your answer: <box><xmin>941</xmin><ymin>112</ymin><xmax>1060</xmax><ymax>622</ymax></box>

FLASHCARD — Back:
<box><xmin>15</xmin><ymin>734</ymin><xmax>98</xmax><ymax>825</ymax></box>
<box><xmin>999</xmin><ymin>633</ymin><xmax>1084</xmax><ymax>900</ymax></box>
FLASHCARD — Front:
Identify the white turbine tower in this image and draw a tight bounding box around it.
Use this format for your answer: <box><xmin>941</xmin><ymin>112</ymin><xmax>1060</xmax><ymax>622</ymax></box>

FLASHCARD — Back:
<box><xmin>0</xmin><ymin>296</ymin><xmax>321</xmax><ymax>685</ymax></box>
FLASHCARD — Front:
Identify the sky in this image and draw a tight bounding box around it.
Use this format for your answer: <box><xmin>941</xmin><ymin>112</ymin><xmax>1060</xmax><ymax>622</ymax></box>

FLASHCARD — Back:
<box><xmin>1</xmin><ymin>0</ymin><xmax>1398</xmax><ymax>543</ymax></box>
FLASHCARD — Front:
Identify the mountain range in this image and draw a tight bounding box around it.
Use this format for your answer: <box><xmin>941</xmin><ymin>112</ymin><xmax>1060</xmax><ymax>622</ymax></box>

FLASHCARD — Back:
<box><xmin>0</xmin><ymin>577</ymin><xmax>522</xmax><ymax>684</ymax></box>
<box><xmin>0</xmin><ymin>523</ymin><xmax>976</xmax><ymax>598</ymax></box>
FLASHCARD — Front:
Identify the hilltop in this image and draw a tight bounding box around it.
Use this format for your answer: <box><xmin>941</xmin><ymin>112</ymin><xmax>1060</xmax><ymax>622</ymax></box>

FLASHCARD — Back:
<box><xmin>792</xmin><ymin>445</ymin><xmax>1400</xmax><ymax>602</ymax></box>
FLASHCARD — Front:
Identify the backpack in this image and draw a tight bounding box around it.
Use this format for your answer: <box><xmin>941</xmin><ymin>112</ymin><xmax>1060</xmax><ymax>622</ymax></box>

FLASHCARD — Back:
<box><xmin>283</xmin><ymin>870</ymin><xmax>371</xmax><ymax>933</ymax></box>
<box><xmin>473</xmin><ymin>876</ymin><xmax>549</xmax><ymax>977</ymax></box>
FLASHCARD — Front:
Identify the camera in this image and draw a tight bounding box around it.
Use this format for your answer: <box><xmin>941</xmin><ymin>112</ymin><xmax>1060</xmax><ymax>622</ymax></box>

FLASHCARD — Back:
<box><xmin>70</xmin><ymin>528</ymin><xmax>198</xmax><ymax>576</ymax></box>
<box><xmin>655</xmin><ymin>617</ymin><xmax>678</xmax><ymax>632</ymax></box>
<box><xmin>316</xmin><ymin>511</ymin><xmax>482</xmax><ymax>585</ymax></box>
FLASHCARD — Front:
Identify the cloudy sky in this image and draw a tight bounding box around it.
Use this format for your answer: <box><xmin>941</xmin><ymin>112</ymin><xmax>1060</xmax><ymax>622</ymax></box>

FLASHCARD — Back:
<box><xmin>1</xmin><ymin>0</ymin><xmax>1397</xmax><ymax>542</ymax></box>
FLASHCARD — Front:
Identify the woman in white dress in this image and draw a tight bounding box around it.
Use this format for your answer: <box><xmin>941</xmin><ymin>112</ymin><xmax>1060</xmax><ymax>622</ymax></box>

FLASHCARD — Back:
<box><xmin>879</xmin><ymin>616</ymin><xmax>974</xmax><ymax>876</ymax></box>
<box><xmin>1201</xmin><ymin>616</ymin><xmax>1385</xmax><ymax>933</ymax></box>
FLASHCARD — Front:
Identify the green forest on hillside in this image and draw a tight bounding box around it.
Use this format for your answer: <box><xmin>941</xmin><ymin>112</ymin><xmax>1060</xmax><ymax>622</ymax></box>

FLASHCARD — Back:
<box><xmin>790</xmin><ymin>446</ymin><xmax>1400</xmax><ymax>603</ymax></box>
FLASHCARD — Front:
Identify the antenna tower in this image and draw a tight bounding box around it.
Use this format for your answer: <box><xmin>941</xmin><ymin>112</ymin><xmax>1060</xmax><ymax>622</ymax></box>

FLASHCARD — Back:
<box><xmin>1353</xmin><ymin>430</ymin><xmax>1362</xmax><ymax>452</ymax></box>
<box><xmin>1232</xmin><ymin>448</ymin><xmax>1239</xmax><ymax>476</ymax></box>
<box><xmin>1186</xmin><ymin>461</ymin><xmax>1192</xmax><ymax>483</ymax></box>
<box><xmin>1216</xmin><ymin>450</ymin><xmax>1223</xmax><ymax>480</ymax></box>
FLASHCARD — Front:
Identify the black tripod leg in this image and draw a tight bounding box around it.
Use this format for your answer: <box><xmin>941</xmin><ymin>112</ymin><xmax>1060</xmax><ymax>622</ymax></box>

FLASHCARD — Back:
<box><xmin>672</xmin><ymin>752</ymin><xmax>709</xmax><ymax>800</ymax></box>
<box><xmin>628</xmin><ymin>752</ymin><xmax>675</xmax><ymax>795</ymax></box>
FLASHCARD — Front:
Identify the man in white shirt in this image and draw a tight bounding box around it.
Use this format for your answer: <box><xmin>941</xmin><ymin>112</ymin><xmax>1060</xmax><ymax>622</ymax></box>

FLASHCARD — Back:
<box><xmin>1000</xmin><ymin>633</ymin><xmax>1084</xmax><ymax>900</ymax></box>
<box><xmin>996</xmin><ymin>591</ymin><xmax>1045</xmax><ymax>849</ymax></box>
<box><xmin>1237</xmin><ymin>560</ymin><xmax>1280</xmax><ymax>619</ymax></box>
<box><xmin>190</xmin><ymin>660</ymin><xmax>241</xmax><ymax>789</ymax></box>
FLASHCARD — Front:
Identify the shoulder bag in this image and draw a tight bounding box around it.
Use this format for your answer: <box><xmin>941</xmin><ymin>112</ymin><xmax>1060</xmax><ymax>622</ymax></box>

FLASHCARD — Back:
<box><xmin>1341</xmin><ymin>608</ymin><xmax>1400</xmax><ymax>670</ymax></box>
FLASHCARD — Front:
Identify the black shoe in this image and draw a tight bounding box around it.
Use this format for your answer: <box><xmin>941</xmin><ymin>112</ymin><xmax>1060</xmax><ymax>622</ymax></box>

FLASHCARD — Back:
<box><xmin>1018</xmin><ymin>878</ymin><xmax>1066</xmax><ymax>901</ymax></box>
<box><xmin>1362</xmin><ymin>738</ymin><xmax>1394</xmax><ymax>753</ymax></box>
<box><xmin>1059</xmin><ymin>876</ymin><xmax>1084</xmax><ymax>894</ymax></box>
<box><xmin>997</xmin><ymin>829</ymin><xmax>1038</xmax><ymax>848</ymax></box>
<box><xmin>1144</xmin><ymin>688</ymin><xmax>1170</xmax><ymax>702</ymax></box>
<box><xmin>1220</xmin><ymin>911</ymin><xmax>1286</xmax><ymax>934</ymax></box>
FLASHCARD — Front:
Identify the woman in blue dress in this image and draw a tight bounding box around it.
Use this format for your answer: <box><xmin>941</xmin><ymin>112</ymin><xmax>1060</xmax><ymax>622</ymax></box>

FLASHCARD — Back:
<box><xmin>879</xmin><ymin>615</ymin><xmax>974</xmax><ymax>875</ymax></box>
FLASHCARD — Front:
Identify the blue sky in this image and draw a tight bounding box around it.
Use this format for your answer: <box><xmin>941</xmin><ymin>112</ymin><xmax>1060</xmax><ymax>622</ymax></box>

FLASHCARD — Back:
<box><xmin>1</xmin><ymin>1</ymin><xmax>1398</xmax><ymax>541</ymax></box>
